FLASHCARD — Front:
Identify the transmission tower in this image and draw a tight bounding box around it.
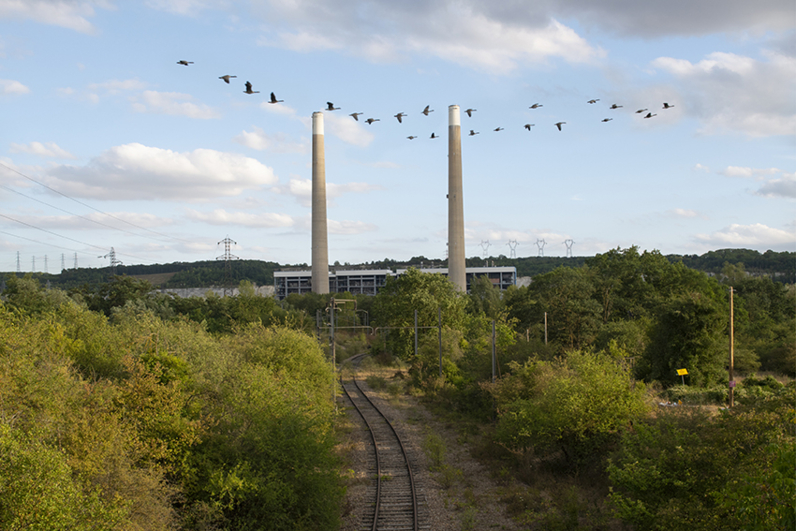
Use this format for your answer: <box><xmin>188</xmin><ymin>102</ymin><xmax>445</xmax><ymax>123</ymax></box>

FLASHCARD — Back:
<box><xmin>564</xmin><ymin>239</ymin><xmax>575</xmax><ymax>258</ymax></box>
<box><xmin>61</xmin><ymin>253</ymin><xmax>65</xmax><ymax>272</ymax></box>
<box><xmin>480</xmin><ymin>240</ymin><xmax>491</xmax><ymax>260</ymax></box>
<box><xmin>217</xmin><ymin>236</ymin><xmax>239</xmax><ymax>294</ymax></box>
<box><xmin>74</xmin><ymin>253</ymin><xmax>78</xmax><ymax>269</ymax></box>
<box><xmin>99</xmin><ymin>247</ymin><xmax>123</xmax><ymax>275</ymax></box>
<box><xmin>507</xmin><ymin>240</ymin><xmax>519</xmax><ymax>258</ymax></box>
<box><xmin>535</xmin><ymin>239</ymin><xmax>547</xmax><ymax>257</ymax></box>
<box><xmin>16</xmin><ymin>251</ymin><xmax>20</xmax><ymax>273</ymax></box>
<box><xmin>32</xmin><ymin>256</ymin><xmax>35</xmax><ymax>272</ymax></box>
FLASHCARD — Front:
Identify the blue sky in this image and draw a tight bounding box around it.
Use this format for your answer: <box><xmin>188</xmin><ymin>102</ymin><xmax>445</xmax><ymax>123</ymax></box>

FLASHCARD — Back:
<box><xmin>1</xmin><ymin>0</ymin><xmax>794</xmax><ymax>272</ymax></box>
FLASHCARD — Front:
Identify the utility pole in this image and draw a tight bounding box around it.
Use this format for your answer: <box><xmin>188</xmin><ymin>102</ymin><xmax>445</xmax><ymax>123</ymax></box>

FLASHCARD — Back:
<box><xmin>729</xmin><ymin>287</ymin><xmax>735</xmax><ymax>407</ymax></box>
<box><xmin>438</xmin><ymin>307</ymin><xmax>443</xmax><ymax>377</ymax></box>
<box><xmin>99</xmin><ymin>248</ymin><xmax>122</xmax><ymax>275</ymax></box>
<box><xmin>544</xmin><ymin>312</ymin><xmax>548</xmax><ymax>345</ymax></box>
<box><xmin>16</xmin><ymin>251</ymin><xmax>20</xmax><ymax>273</ymax></box>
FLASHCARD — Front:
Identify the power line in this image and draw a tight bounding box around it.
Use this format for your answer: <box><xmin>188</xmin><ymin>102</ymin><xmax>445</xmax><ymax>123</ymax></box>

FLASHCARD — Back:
<box><xmin>0</xmin><ymin>162</ymin><xmax>194</xmax><ymax>245</ymax></box>
<box><xmin>0</xmin><ymin>182</ymin><xmax>175</xmax><ymax>244</ymax></box>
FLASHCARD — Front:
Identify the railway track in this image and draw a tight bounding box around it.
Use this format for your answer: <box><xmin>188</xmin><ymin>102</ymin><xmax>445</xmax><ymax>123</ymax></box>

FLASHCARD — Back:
<box><xmin>340</xmin><ymin>358</ymin><xmax>429</xmax><ymax>531</ymax></box>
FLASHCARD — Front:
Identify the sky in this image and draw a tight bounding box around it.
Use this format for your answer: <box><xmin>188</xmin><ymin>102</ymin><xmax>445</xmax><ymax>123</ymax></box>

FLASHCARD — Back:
<box><xmin>1</xmin><ymin>0</ymin><xmax>794</xmax><ymax>272</ymax></box>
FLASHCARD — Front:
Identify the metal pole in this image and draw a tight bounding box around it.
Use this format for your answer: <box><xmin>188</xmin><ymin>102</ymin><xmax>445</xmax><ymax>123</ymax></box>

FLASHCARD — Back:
<box><xmin>414</xmin><ymin>309</ymin><xmax>418</xmax><ymax>360</ymax></box>
<box><xmin>330</xmin><ymin>297</ymin><xmax>336</xmax><ymax>410</ymax></box>
<box><xmin>492</xmin><ymin>320</ymin><xmax>496</xmax><ymax>384</ymax></box>
<box><xmin>544</xmin><ymin>312</ymin><xmax>548</xmax><ymax>345</ymax></box>
<box><xmin>729</xmin><ymin>287</ymin><xmax>735</xmax><ymax>407</ymax></box>
<box><xmin>316</xmin><ymin>309</ymin><xmax>321</xmax><ymax>342</ymax></box>
<box><xmin>438</xmin><ymin>307</ymin><xmax>443</xmax><ymax>377</ymax></box>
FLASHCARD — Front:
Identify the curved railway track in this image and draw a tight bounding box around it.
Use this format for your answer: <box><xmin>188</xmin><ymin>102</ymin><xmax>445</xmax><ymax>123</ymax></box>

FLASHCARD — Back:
<box><xmin>340</xmin><ymin>357</ymin><xmax>428</xmax><ymax>531</ymax></box>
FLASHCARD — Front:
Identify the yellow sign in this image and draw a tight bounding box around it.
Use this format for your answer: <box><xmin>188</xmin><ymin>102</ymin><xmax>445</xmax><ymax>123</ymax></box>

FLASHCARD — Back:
<box><xmin>676</xmin><ymin>369</ymin><xmax>688</xmax><ymax>376</ymax></box>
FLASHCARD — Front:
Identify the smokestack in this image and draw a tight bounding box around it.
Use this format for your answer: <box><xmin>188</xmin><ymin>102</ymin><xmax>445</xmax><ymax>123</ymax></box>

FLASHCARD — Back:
<box><xmin>312</xmin><ymin>111</ymin><xmax>329</xmax><ymax>294</ymax></box>
<box><xmin>447</xmin><ymin>105</ymin><xmax>466</xmax><ymax>291</ymax></box>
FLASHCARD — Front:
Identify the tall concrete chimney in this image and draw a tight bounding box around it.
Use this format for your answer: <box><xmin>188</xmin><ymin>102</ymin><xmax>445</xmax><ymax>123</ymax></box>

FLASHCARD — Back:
<box><xmin>311</xmin><ymin>111</ymin><xmax>329</xmax><ymax>294</ymax></box>
<box><xmin>447</xmin><ymin>105</ymin><xmax>466</xmax><ymax>291</ymax></box>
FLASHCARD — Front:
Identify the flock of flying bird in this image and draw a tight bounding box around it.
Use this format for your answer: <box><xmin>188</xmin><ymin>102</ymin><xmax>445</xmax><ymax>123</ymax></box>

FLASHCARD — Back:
<box><xmin>178</xmin><ymin>60</ymin><xmax>676</xmax><ymax>140</ymax></box>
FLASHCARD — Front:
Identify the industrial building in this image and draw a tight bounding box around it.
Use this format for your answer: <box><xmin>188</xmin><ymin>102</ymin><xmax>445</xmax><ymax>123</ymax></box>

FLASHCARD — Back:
<box><xmin>273</xmin><ymin>266</ymin><xmax>516</xmax><ymax>300</ymax></box>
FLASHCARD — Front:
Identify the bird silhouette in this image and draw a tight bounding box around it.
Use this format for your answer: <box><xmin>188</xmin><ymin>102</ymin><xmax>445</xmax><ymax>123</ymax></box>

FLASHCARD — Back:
<box><xmin>407</xmin><ymin>136</ymin><xmax>417</xmax><ymax>140</ymax></box>
<box><xmin>219</xmin><ymin>75</ymin><xmax>236</xmax><ymax>84</ymax></box>
<box><xmin>494</xmin><ymin>127</ymin><xmax>504</xmax><ymax>132</ymax></box>
<box><xmin>635</xmin><ymin>108</ymin><xmax>648</xmax><ymax>114</ymax></box>
<box><xmin>349</xmin><ymin>112</ymin><xmax>363</xmax><ymax>121</ymax></box>
<box><xmin>365</xmin><ymin>118</ymin><xmax>380</xmax><ymax>124</ymax></box>
<box><xmin>177</xmin><ymin>60</ymin><xmax>193</xmax><ymax>66</ymax></box>
<box><xmin>464</xmin><ymin>108</ymin><xmax>476</xmax><ymax>117</ymax></box>
<box><xmin>524</xmin><ymin>124</ymin><xmax>534</xmax><ymax>130</ymax></box>
<box><xmin>326</xmin><ymin>102</ymin><xmax>340</xmax><ymax>111</ymax></box>
<box><xmin>610</xmin><ymin>104</ymin><xmax>623</xmax><ymax>109</ymax></box>
<box><xmin>555</xmin><ymin>122</ymin><xmax>566</xmax><ymax>131</ymax></box>
<box><xmin>268</xmin><ymin>92</ymin><xmax>283</xmax><ymax>104</ymax></box>
<box><xmin>588</xmin><ymin>99</ymin><xmax>600</xmax><ymax>104</ymax></box>
<box><xmin>422</xmin><ymin>105</ymin><xmax>434</xmax><ymax>116</ymax></box>
<box><xmin>469</xmin><ymin>130</ymin><xmax>479</xmax><ymax>136</ymax></box>
<box><xmin>394</xmin><ymin>112</ymin><xmax>407</xmax><ymax>123</ymax></box>
<box><xmin>602</xmin><ymin>118</ymin><xmax>613</xmax><ymax>122</ymax></box>
<box><xmin>662</xmin><ymin>102</ymin><xmax>675</xmax><ymax>109</ymax></box>
<box><xmin>244</xmin><ymin>82</ymin><xmax>259</xmax><ymax>94</ymax></box>
<box><xmin>644</xmin><ymin>112</ymin><xmax>657</xmax><ymax>119</ymax></box>
<box><xmin>430</xmin><ymin>132</ymin><xmax>438</xmax><ymax>139</ymax></box>
<box><xmin>530</xmin><ymin>103</ymin><xmax>543</xmax><ymax>109</ymax></box>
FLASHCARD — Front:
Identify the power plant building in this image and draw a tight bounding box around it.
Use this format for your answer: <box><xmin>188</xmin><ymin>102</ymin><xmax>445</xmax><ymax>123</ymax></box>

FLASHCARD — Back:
<box><xmin>274</xmin><ymin>266</ymin><xmax>516</xmax><ymax>300</ymax></box>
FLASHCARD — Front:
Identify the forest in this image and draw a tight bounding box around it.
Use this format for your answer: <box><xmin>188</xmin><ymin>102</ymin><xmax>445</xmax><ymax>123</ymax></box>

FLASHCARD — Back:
<box><xmin>2</xmin><ymin>248</ymin><xmax>793</xmax><ymax>291</ymax></box>
<box><xmin>0</xmin><ymin>246</ymin><xmax>793</xmax><ymax>529</ymax></box>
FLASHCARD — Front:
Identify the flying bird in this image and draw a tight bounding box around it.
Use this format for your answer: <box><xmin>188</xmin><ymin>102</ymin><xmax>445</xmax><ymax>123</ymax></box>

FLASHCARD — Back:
<box><xmin>602</xmin><ymin>118</ymin><xmax>613</xmax><ymax>122</ymax></box>
<box><xmin>326</xmin><ymin>102</ymin><xmax>340</xmax><ymax>111</ymax></box>
<box><xmin>268</xmin><ymin>92</ymin><xmax>283</xmax><ymax>104</ymax></box>
<box><xmin>394</xmin><ymin>112</ymin><xmax>407</xmax><ymax>123</ymax></box>
<box><xmin>662</xmin><ymin>102</ymin><xmax>675</xmax><ymax>109</ymax></box>
<box><xmin>219</xmin><ymin>75</ymin><xmax>236</xmax><ymax>84</ymax></box>
<box><xmin>469</xmin><ymin>130</ymin><xmax>479</xmax><ymax>136</ymax></box>
<box><xmin>464</xmin><ymin>108</ymin><xmax>476</xmax><ymax>117</ymax></box>
<box><xmin>365</xmin><ymin>118</ymin><xmax>380</xmax><ymax>124</ymax></box>
<box><xmin>430</xmin><ymin>132</ymin><xmax>438</xmax><ymax>139</ymax></box>
<box><xmin>610</xmin><ymin>104</ymin><xmax>623</xmax><ymax>109</ymax></box>
<box><xmin>587</xmin><ymin>99</ymin><xmax>600</xmax><ymax>104</ymax></box>
<box><xmin>407</xmin><ymin>136</ymin><xmax>417</xmax><ymax>140</ymax></box>
<box><xmin>244</xmin><ymin>81</ymin><xmax>259</xmax><ymax>94</ymax></box>
<box><xmin>644</xmin><ymin>112</ymin><xmax>657</xmax><ymax>119</ymax></box>
<box><xmin>524</xmin><ymin>124</ymin><xmax>534</xmax><ymax>130</ymax></box>
<box><xmin>529</xmin><ymin>103</ymin><xmax>543</xmax><ymax>109</ymax></box>
<box><xmin>349</xmin><ymin>112</ymin><xmax>364</xmax><ymax>121</ymax></box>
<box><xmin>177</xmin><ymin>60</ymin><xmax>193</xmax><ymax>66</ymax></box>
<box><xmin>422</xmin><ymin>105</ymin><xmax>434</xmax><ymax>116</ymax></box>
<box><xmin>635</xmin><ymin>108</ymin><xmax>648</xmax><ymax>114</ymax></box>
<box><xmin>494</xmin><ymin>127</ymin><xmax>504</xmax><ymax>132</ymax></box>
<box><xmin>555</xmin><ymin>122</ymin><xmax>566</xmax><ymax>131</ymax></box>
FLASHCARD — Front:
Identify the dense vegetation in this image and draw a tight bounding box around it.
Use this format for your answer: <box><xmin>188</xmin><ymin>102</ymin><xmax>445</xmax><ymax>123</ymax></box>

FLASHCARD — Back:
<box><xmin>0</xmin><ymin>245</ymin><xmax>793</xmax><ymax>529</ymax></box>
<box><xmin>0</xmin><ymin>277</ymin><xmax>340</xmax><ymax>530</ymax></box>
<box><xmin>2</xmin><ymin>248</ymin><xmax>793</xmax><ymax>290</ymax></box>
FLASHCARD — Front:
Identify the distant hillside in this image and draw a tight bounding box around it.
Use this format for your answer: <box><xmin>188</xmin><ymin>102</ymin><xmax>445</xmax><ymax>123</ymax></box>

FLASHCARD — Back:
<box><xmin>1</xmin><ymin>249</ymin><xmax>793</xmax><ymax>290</ymax></box>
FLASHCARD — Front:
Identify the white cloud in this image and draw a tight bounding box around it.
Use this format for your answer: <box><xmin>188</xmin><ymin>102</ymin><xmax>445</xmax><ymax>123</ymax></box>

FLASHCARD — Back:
<box><xmin>0</xmin><ymin>79</ymin><xmax>30</xmax><ymax>94</ymax></box>
<box><xmin>273</xmin><ymin>177</ymin><xmax>384</xmax><ymax>207</ymax></box>
<box><xmin>88</xmin><ymin>78</ymin><xmax>148</xmax><ymax>95</ymax></box>
<box><xmin>145</xmin><ymin>0</ymin><xmax>224</xmax><ymax>15</ymax></box>
<box><xmin>255</xmin><ymin>1</ymin><xmax>602</xmax><ymax>74</ymax></box>
<box><xmin>328</xmin><ymin>219</ymin><xmax>377</xmax><ymax>235</ymax></box>
<box><xmin>324</xmin><ymin>112</ymin><xmax>374</xmax><ymax>147</ymax></box>
<box><xmin>696</xmin><ymin>223</ymin><xmax>795</xmax><ymax>247</ymax></box>
<box><xmin>719</xmin><ymin>165</ymin><xmax>782</xmax><ymax>179</ymax></box>
<box><xmin>651</xmin><ymin>50</ymin><xmax>796</xmax><ymax>137</ymax></box>
<box><xmin>669</xmin><ymin>208</ymin><xmax>701</xmax><ymax>218</ymax></box>
<box><xmin>132</xmin><ymin>90</ymin><xmax>220</xmax><ymax>119</ymax></box>
<box><xmin>9</xmin><ymin>141</ymin><xmax>75</xmax><ymax>159</ymax></box>
<box><xmin>0</xmin><ymin>0</ymin><xmax>112</xmax><ymax>34</ymax></box>
<box><xmin>757</xmin><ymin>173</ymin><xmax>796</xmax><ymax>199</ymax></box>
<box><xmin>185</xmin><ymin>208</ymin><xmax>295</xmax><ymax>228</ymax></box>
<box><xmin>233</xmin><ymin>126</ymin><xmax>309</xmax><ymax>153</ymax></box>
<box><xmin>45</xmin><ymin>143</ymin><xmax>277</xmax><ymax>201</ymax></box>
